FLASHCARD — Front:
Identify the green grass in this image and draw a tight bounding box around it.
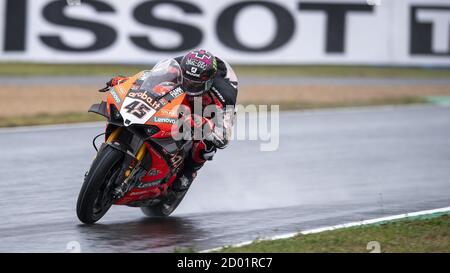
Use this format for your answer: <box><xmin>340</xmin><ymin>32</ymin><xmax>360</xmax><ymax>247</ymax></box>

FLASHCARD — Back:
<box><xmin>218</xmin><ymin>214</ymin><xmax>450</xmax><ymax>253</ymax></box>
<box><xmin>0</xmin><ymin>112</ymin><xmax>104</xmax><ymax>128</ymax></box>
<box><xmin>0</xmin><ymin>62</ymin><xmax>449</xmax><ymax>78</ymax></box>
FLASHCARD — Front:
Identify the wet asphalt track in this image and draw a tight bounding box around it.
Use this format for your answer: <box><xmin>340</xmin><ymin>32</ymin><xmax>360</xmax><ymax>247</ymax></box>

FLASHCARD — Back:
<box><xmin>0</xmin><ymin>105</ymin><xmax>449</xmax><ymax>252</ymax></box>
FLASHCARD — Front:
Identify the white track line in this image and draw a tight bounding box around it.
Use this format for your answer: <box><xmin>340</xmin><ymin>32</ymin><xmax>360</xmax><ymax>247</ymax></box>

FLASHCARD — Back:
<box><xmin>200</xmin><ymin>206</ymin><xmax>450</xmax><ymax>253</ymax></box>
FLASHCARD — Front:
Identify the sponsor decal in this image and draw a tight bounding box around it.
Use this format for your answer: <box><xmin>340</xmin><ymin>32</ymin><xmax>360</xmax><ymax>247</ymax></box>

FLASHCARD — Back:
<box><xmin>186</xmin><ymin>70</ymin><xmax>201</xmax><ymax>78</ymax></box>
<box><xmin>169</xmin><ymin>86</ymin><xmax>184</xmax><ymax>98</ymax></box>
<box><xmin>159</xmin><ymin>109</ymin><xmax>178</xmax><ymax>117</ymax></box>
<box><xmin>186</xmin><ymin>58</ymin><xmax>207</xmax><ymax>69</ymax></box>
<box><xmin>110</xmin><ymin>89</ymin><xmax>122</xmax><ymax>104</ymax></box>
<box><xmin>152</xmin><ymin>116</ymin><xmax>177</xmax><ymax>124</ymax></box>
<box><xmin>127</xmin><ymin>90</ymin><xmax>163</xmax><ymax>110</ymax></box>
<box><xmin>211</xmin><ymin>86</ymin><xmax>226</xmax><ymax>103</ymax></box>
<box><xmin>157</xmin><ymin>131</ymin><xmax>173</xmax><ymax>138</ymax></box>
<box><xmin>147</xmin><ymin>168</ymin><xmax>160</xmax><ymax>177</ymax></box>
<box><xmin>137</xmin><ymin>179</ymin><xmax>163</xmax><ymax>189</ymax></box>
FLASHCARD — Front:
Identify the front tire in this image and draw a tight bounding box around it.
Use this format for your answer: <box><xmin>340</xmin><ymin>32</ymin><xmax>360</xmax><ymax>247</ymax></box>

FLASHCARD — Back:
<box><xmin>76</xmin><ymin>145</ymin><xmax>123</xmax><ymax>224</ymax></box>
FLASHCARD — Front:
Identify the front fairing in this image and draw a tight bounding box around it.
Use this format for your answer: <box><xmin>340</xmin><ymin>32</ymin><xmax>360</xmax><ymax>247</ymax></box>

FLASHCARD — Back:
<box><xmin>118</xmin><ymin>59</ymin><xmax>183</xmax><ymax>127</ymax></box>
<box><xmin>105</xmin><ymin>58</ymin><xmax>185</xmax><ymax>127</ymax></box>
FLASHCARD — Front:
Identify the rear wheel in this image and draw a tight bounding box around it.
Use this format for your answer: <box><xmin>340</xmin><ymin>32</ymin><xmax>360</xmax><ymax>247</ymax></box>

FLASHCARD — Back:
<box><xmin>140</xmin><ymin>190</ymin><xmax>188</xmax><ymax>217</ymax></box>
<box><xmin>76</xmin><ymin>145</ymin><xmax>123</xmax><ymax>224</ymax></box>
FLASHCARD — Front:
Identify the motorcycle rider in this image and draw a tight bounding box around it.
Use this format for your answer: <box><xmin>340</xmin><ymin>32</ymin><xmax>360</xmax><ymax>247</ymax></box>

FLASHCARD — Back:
<box><xmin>106</xmin><ymin>49</ymin><xmax>238</xmax><ymax>192</ymax></box>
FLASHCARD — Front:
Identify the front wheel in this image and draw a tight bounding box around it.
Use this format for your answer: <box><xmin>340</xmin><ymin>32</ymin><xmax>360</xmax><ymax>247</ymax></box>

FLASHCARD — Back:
<box><xmin>76</xmin><ymin>145</ymin><xmax>123</xmax><ymax>224</ymax></box>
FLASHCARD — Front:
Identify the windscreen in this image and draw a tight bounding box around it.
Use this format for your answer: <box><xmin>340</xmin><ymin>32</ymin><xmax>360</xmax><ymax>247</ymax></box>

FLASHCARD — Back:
<box><xmin>139</xmin><ymin>58</ymin><xmax>182</xmax><ymax>98</ymax></box>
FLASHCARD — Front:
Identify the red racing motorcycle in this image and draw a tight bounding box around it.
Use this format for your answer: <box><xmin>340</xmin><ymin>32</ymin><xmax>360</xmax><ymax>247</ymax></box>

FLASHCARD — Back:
<box><xmin>76</xmin><ymin>59</ymin><xmax>205</xmax><ymax>224</ymax></box>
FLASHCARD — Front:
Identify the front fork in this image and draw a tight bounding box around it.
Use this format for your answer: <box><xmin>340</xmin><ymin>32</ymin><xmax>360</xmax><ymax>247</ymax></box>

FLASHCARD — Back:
<box><xmin>104</xmin><ymin>127</ymin><xmax>148</xmax><ymax>199</ymax></box>
<box><xmin>106</xmin><ymin>127</ymin><xmax>147</xmax><ymax>160</ymax></box>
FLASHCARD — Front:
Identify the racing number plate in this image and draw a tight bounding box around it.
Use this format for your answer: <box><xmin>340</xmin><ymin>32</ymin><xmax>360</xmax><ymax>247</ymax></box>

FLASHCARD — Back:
<box><xmin>120</xmin><ymin>97</ymin><xmax>157</xmax><ymax>126</ymax></box>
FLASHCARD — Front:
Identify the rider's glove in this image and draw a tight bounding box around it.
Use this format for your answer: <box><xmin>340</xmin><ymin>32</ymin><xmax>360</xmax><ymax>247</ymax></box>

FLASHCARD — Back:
<box><xmin>184</xmin><ymin>114</ymin><xmax>214</xmax><ymax>141</ymax></box>
<box><xmin>192</xmin><ymin>115</ymin><xmax>228</xmax><ymax>149</ymax></box>
<box><xmin>185</xmin><ymin>114</ymin><xmax>229</xmax><ymax>149</ymax></box>
<box><xmin>206</xmin><ymin>127</ymin><xmax>228</xmax><ymax>149</ymax></box>
<box><xmin>206</xmin><ymin>107</ymin><xmax>235</xmax><ymax>149</ymax></box>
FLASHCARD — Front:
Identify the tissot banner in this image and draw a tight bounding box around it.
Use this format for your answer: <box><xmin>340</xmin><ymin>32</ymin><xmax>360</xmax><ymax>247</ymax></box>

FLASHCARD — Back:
<box><xmin>0</xmin><ymin>0</ymin><xmax>449</xmax><ymax>66</ymax></box>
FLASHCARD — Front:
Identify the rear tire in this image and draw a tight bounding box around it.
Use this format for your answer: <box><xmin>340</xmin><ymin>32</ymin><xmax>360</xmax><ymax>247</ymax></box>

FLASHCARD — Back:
<box><xmin>76</xmin><ymin>145</ymin><xmax>123</xmax><ymax>224</ymax></box>
<box><xmin>140</xmin><ymin>190</ymin><xmax>188</xmax><ymax>217</ymax></box>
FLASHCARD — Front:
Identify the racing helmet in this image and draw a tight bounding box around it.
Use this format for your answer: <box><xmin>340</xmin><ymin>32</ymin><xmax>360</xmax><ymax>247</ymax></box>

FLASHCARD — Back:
<box><xmin>180</xmin><ymin>49</ymin><xmax>218</xmax><ymax>96</ymax></box>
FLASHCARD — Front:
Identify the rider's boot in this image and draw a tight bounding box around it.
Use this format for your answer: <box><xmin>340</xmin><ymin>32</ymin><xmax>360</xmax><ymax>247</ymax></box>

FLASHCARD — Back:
<box><xmin>171</xmin><ymin>140</ymin><xmax>216</xmax><ymax>192</ymax></box>
<box><xmin>171</xmin><ymin>161</ymin><xmax>202</xmax><ymax>192</ymax></box>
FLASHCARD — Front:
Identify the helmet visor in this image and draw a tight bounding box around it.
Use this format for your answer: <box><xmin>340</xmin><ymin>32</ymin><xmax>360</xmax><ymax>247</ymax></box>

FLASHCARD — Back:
<box><xmin>181</xmin><ymin>77</ymin><xmax>213</xmax><ymax>96</ymax></box>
